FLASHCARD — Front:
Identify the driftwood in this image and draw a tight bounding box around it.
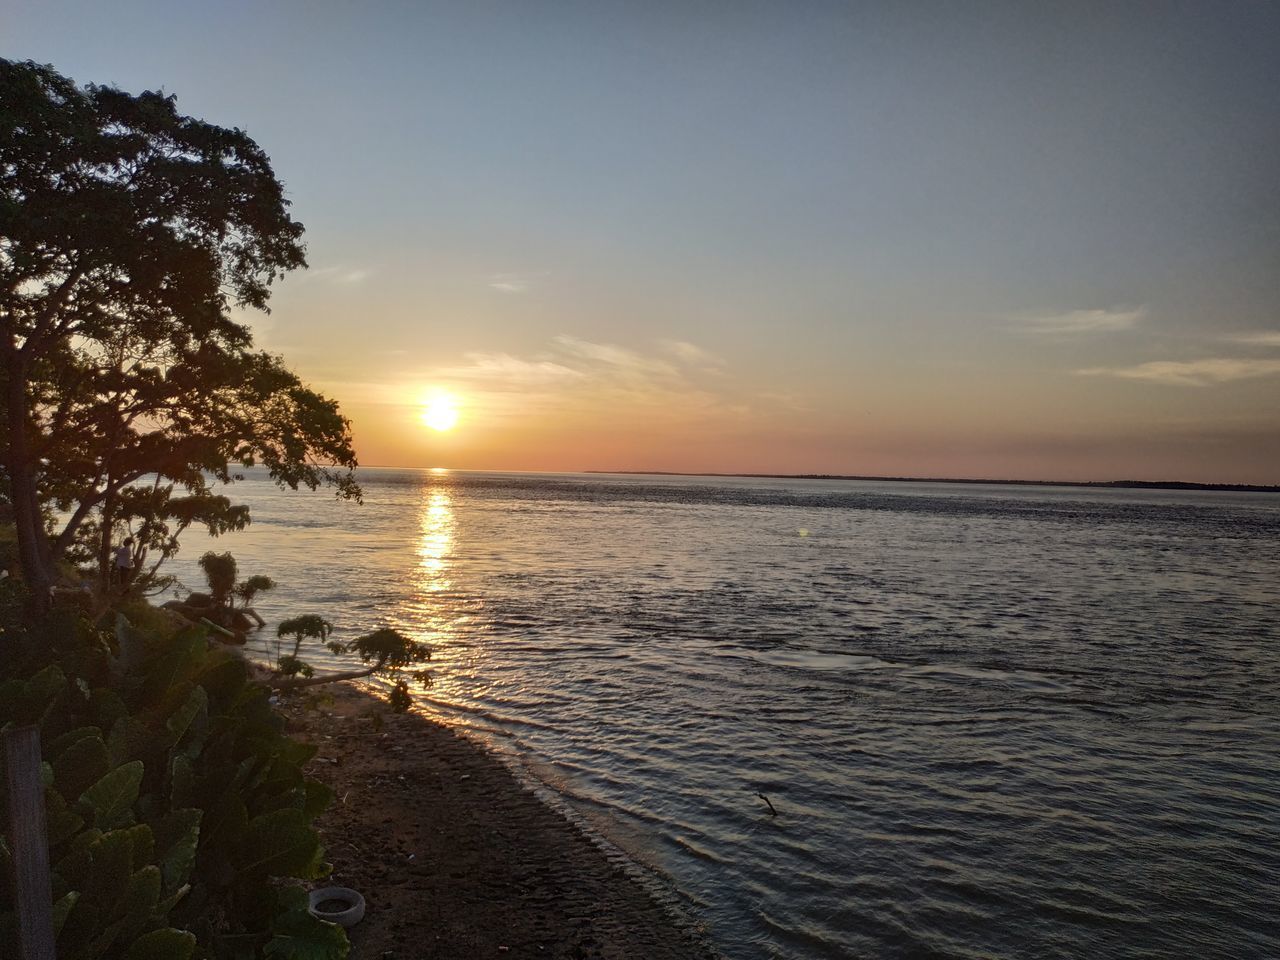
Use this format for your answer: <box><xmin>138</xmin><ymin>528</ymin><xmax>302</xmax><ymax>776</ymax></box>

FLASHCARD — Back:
<box><xmin>160</xmin><ymin>598</ymin><xmax>263</xmax><ymax>644</ymax></box>
<box><xmin>268</xmin><ymin>653</ymin><xmax>392</xmax><ymax>691</ymax></box>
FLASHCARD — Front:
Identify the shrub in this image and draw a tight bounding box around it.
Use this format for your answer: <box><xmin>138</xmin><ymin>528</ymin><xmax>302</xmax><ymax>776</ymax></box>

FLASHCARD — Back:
<box><xmin>0</xmin><ymin>602</ymin><xmax>348</xmax><ymax>959</ymax></box>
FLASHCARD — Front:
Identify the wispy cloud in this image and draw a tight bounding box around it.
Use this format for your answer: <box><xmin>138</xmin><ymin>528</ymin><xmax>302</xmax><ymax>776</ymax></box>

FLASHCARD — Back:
<box><xmin>432</xmin><ymin>352</ymin><xmax>587</xmax><ymax>390</ymax></box>
<box><xmin>658</xmin><ymin>339</ymin><xmax>725</xmax><ymax>369</ymax></box>
<box><xmin>1016</xmin><ymin>306</ymin><xmax>1146</xmax><ymax>335</ymax></box>
<box><xmin>486</xmin><ymin>271</ymin><xmax>548</xmax><ymax>294</ymax></box>
<box><xmin>553</xmin><ymin>336</ymin><xmax>677</xmax><ymax>380</ymax></box>
<box><xmin>405</xmin><ymin>336</ymin><xmax>764</xmax><ymax>427</ymax></box>
<box><xmin>326</xmin><ymin>335</ymin><xmax>797</xmax><ymax>434</ymax></box>
<box><xmin>1076</xmin><ymin>358</ymin><xmax>1280</xmax><ymax>387</ymax></box>
<box><xmin>307</xmin><ymin>265</ymin><xmax>373</xmax><ymax>285</ymax></box>
<box><xmin>1228</xmin><ymin>330</ymin><xmax>1280</xmax><ymax>348</ymax></box>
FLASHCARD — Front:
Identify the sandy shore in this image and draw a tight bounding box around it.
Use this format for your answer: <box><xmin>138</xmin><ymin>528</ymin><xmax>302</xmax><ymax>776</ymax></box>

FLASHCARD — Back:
<box><xmin>283</xmin><ymin>683</ymin><xmax>719</xmax><ymax>960</ymax></box>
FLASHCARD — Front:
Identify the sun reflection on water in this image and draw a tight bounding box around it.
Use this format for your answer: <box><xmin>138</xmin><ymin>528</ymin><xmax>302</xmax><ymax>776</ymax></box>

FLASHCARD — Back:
<box><xmin>398</xmin><ymin>480</ymin><xmax>486</xmax><ymax>710</ymax></box>
<box><xmin>415</xmin><ymin>488</ymin><xmax>454</xmax><ymax>590</ymax></box>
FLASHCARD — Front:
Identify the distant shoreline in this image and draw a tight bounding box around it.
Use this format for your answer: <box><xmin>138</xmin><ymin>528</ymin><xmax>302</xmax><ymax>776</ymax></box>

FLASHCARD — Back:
<box><xmin>583</xmin><ymin>471</ymin><xmax>1280</xmax><ymax>493</ymax></box>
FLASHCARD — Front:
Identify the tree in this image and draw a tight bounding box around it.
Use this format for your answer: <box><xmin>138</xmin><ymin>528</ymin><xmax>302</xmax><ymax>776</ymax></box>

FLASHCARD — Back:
<box><xmin>272</xmin><ymin>617</ymin><xmax>431</xmax><ymax>712</ymax></box>
<box><xmin>160</xmin><ymin>550</ymin><xmax>272</xmax><ymax>636</ymax></box>
<box><xmin>0</xmin><ymin>59</ymin><xmax>358</xmax><ymax>610</ymax></box>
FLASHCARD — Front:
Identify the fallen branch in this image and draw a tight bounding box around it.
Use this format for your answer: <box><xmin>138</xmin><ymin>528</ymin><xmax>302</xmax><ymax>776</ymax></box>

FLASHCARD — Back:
<box><xmin>269</xmin><ymin>660</ymin><xmax>384</xmax><ymax>691</ymax></box>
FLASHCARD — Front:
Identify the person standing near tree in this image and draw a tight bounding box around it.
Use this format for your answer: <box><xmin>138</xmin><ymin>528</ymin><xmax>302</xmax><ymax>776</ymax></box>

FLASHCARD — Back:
<box><xmin>113</xmin><ymin>537</ymin><xmax>135</xmax><ymax>590</ymax></box>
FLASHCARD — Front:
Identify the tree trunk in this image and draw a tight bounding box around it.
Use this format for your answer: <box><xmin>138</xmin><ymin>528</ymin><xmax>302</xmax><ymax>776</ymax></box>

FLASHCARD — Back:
<box><xmin>5</xmin><ymin>364</ymin><xmax>53</xmax><ymax>613</ymax></box>
<box><xmin>97</xmin><ymin>485</ymin><xmax>116</xmax><ymax>594</ymax></box>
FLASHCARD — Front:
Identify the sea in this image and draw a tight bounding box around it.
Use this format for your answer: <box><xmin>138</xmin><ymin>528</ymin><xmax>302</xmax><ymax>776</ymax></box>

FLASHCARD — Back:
<box><xmin>168</xmin><ymin>468</ymin><xmax>1280</xmax><ymax>960</ymax></box>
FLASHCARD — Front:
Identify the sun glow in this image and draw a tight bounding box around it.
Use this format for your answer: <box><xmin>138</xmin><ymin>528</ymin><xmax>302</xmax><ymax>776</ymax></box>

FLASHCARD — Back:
<box><xmin>419</xmin><ymin>391</ymin><xmax>460</xmax><ymax>431</ymax></box>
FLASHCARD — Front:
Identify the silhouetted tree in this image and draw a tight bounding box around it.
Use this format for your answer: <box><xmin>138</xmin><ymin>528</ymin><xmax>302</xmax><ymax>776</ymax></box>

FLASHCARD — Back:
<box><xmin>0</xmin><ymin>59</ymin><xmax>358</xmax><ymax>610</ymax></box>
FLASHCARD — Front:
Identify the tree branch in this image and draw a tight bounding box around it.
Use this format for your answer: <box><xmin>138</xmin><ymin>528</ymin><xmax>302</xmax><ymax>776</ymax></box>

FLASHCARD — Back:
<box><xmin>20</xmin><ymin>263</ymin><xmax>86</xmax><ymax>358</ymax></box>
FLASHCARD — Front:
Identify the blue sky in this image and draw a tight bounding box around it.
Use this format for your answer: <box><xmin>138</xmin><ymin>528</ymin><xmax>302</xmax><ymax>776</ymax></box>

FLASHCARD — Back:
<box><xmin>5</xmin><ymin>1</ymin><xmax>1278</xmax><ymax>480</ymax></box>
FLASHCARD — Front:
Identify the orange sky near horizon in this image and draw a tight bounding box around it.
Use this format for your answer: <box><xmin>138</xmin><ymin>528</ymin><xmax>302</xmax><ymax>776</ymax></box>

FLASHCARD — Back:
<box><xmin>313</xmin><ymin>332</ymin><xmax>1280</xmax><ymax>484</ymax></box>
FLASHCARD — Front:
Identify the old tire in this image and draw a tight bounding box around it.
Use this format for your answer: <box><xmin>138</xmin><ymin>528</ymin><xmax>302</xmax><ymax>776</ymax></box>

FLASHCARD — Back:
<box><xmin>308</xmin><ymin>886</ymin><xmax>366</xmax><ymax>928</ymax></box>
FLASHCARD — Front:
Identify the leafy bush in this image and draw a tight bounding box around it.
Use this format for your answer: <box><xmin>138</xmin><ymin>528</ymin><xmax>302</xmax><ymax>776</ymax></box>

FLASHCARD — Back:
<box><xmin>197</xmin><ymin>553</ymin><xmax>238</xmax><ymax>607</ymax></box>
<box><xmin>0</xmin><ymin>603</ymin><xmax>348</xmax><ymax>959</ymax></box>
<box><xmin>271</xmin><ymin>621</ymin><xmax>430</xmax><ymax>714</ymax></box>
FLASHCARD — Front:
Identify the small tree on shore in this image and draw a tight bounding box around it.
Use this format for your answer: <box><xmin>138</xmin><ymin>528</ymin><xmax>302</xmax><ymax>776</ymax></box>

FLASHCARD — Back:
<box><xmin>272</xmin><ymin>618</ymin><xmax>431</xmax><ymax>712</ymax></box>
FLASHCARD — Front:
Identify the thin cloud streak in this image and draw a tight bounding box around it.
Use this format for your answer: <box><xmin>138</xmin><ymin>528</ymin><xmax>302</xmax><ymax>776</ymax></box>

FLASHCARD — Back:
<box><xmin>1076</xmin><ymin>357</ymin><xmax>1280</xmax><ymax>387</ymax></box>
<box><xmin>1228</xmin><ymin>331</ymin><xmax>1280</xmax><ymax>347</ymax></box>
<box><xmin>305</xmin><ymin>265</ymin><xmax>373</xmax><ymax>285</ymax></box>
<box><xmin>486</xmin><ymin>271</ymin><xmax>548</xmax><ymax>293</ymax></box>
<box><xmin>658</xmin><ymin>339</ymin><xmax>725</xmax><ymax>369</ymax></box>
<box><xmin>433</xmin><ymin>353</ymin><xmax>587</xmax><ymax>390</ymax></box>
<box><xmin>1016</xmin><ymin>306</ymin><xmax>1146</xmax><ymax>335</ymax></box>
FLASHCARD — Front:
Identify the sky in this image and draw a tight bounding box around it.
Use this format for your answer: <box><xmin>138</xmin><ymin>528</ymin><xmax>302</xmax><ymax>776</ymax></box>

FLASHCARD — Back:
<box><xmin>4</xmin><ymin>1</ymin><xmax>1279</xmax><ymax>482</ymax></box>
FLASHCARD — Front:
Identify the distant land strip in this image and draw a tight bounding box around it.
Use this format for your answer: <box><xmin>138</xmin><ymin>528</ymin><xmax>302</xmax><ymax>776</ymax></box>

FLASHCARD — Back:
<box><xmin>585</xmin><ymin>471</ymin><xmax>1280</xmax><ymax>493</ymax></box>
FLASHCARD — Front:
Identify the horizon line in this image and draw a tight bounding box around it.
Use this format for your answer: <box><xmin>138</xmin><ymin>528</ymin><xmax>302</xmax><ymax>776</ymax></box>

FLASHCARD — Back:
<box><xmin>349</xmin><ymin>465</ymin><xmax>1279</xmax><ymax>493</ymax></box>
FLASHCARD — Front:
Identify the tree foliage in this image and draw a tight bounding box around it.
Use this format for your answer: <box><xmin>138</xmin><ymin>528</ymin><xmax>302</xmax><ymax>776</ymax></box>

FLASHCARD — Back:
<box><xmin>0</xmin><ymin>58</ymin><xmax>358</xmax><ymax>606</ymax></box>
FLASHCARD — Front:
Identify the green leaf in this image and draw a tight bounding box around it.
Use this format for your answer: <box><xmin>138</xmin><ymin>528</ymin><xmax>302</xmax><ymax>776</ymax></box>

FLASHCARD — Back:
<box><xmin>84</xmin><ymin>828</ymin><xmax>134</xmax><ymax>922</ymax></box>
<box><xmin>120</xmin><ymin>865</ymin><xmax>161</xmax><ymax>939</ymax></box>
<box><xmin>261</xmin><ymin>785</ymin><xmax>307</xmax><ymax>815</ymax></box>
<box><xmin>263</xmin><ymin>908</ymin><xmax>349</xmax><ymax>960</ymax></box>
<box><xmin>154</xmin><ymin>882</ymin><xmax>190</xmax><ymax>918</ymax></box>
<box><xmin>89</xmin><ymin>689</ymin><xmax>129</xmax><ymax>732</ymax></box>
<box><xmin>238</xmin><ymin>808</ymin><xmax>325</xmax><ymax>879</ymax></box>
<box><xmin>125</xmin><ymin>928</ymin><xmax>197</xmax><ymax>960</ymax></box>
<box><xmin>201</xmin><ymin>787</ymin><xmax>247</xmax><ymax>853</ymax></box>
<box><xmin>53</xmin><ymin>828</ymin><xmax>102</xmax><ymax>889</ymax></box>
<box><xmin>115</xmin><ymin>615</ymin><xmax>150</xmax><ymax>678</ymax></box>
<box><xmin>78</xmin><ymin>760</ymin><xmax>143</xmax><ymax>830</ymax></box>
<box><xmin>45</xmin><ymin>786</ymin><xmax>87</xmax><ymax>847</ymax></box>
<box><xmin>51</xmin><ymin>891</ymin><xmax>79</xmax><ymax>938</ymax></box>
<box><xmin>139</xmin><ymin>632</ymin><xmax>206</xmax><ymax>702</ymax></box>
<box><xmin>276</xmin><ymin>885</ymin><xmax>309</xmax><ymax>913</ymax></box>
<box><xmin>17</xmin><ymin>664</ymin><xmax>67</xmax><ymax>723</ymax></box>
<box><xmin>154</xmin><ymin>808</ymin><xmax>202</xmax><ymax>892</ymax></box>
<box><xmin>193</xmin><ymin>655</ymin><xmax>248</xmax><ymax>705</ymax></box>
<box><xmin>107</xmin><ymin>715</ymin><xmax>155</xmax><ymax>767</ymax></box>
<box><xmin>275</xmin><ymin>737</ymin><xmax>318</xmax><ymax>767</ymax></box>
<box><xmin>83</xmin><ymin>913</ymin><xmax>128</xmax><ymax>960</ymax></box>
<box><xmin>53</xmin><ymin>733</ymin><xmax>110</xmax><ymax>799</ymax></box>
<box><xmin>161</xmin><ymin>684</ymin><xmax>207</xmax><ymax>746</ymax></box>
<box><xmin>121</xmin><ymin>823</ymin><xmax>155</xmax><ymax>868</ymax></box>
<box><xmin>169</xmin><ymin>753</ymin><xmax>195</xmax><ymax>807</ymax></box>
<box><xmin>55</xmin><ymin>894</ymin><xmax>101</xmax><ymax>958</ymax></box>
<box><xmin>48</xmin><ymin>725</ymin><xmax>105</xmax><ymax>757</ymax></box>
<box><xmin>303</xmin><ymin>779</ymin><xmax>334</xmax><ymax>819</ymax></box>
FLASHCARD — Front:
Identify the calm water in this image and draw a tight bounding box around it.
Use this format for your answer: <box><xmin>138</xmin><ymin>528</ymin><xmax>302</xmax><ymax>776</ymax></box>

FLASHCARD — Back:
<box><xmin>171</xmin><ymin>469</ymin><xmax>1280</xmax><ymax>959</ymax></box>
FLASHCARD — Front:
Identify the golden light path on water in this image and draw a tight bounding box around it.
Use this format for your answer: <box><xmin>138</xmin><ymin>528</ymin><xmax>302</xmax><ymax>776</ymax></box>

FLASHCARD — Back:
<box><xmin>397</xmin><ymin>477</ymin><xmax>488</xmax><ymax>707</ymax></box>
<box><xmin>415</xmin><ymin>488</ymin><xmax>454</xmax><ymax>588</ymax></box>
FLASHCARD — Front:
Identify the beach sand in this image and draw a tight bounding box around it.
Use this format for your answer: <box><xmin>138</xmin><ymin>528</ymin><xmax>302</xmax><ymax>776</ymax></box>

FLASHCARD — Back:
<box><xmin>284</xmin><ymin>683</ymin><xmax>718</xmax><ymax>960</ymax></box>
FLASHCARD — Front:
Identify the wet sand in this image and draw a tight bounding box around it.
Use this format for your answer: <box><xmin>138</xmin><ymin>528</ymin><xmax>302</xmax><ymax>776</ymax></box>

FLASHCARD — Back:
<box><xmin>284</xmin><ymin>683</ymin><xmax>718</xmax><ymax>960</ymax></box>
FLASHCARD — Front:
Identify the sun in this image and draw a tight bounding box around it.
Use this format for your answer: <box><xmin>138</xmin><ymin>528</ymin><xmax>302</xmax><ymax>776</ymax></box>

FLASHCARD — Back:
<box><xmin>419</xmin><ymin>391</ymin><xmax>460</xmax><ymax>432</ymax></box>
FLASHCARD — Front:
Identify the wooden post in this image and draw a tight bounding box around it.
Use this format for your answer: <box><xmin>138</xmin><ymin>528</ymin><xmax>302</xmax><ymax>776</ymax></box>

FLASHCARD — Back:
<box><xmin>4</xmin><ymin>725</ymin><xmax>56</xmax><ymax>960</ymax></box>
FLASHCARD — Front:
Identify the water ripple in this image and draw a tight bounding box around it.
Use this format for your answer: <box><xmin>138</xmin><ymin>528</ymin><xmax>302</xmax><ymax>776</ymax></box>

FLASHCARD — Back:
<box><xmin>173</xmin><ymin>469</ymin><xmax>1280</xmax><ymax>960</ymax></box>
